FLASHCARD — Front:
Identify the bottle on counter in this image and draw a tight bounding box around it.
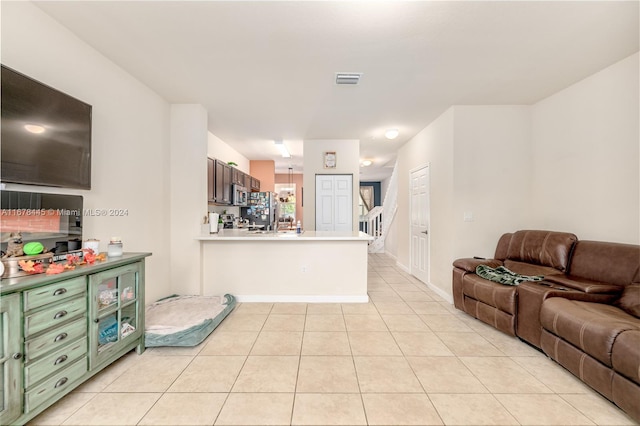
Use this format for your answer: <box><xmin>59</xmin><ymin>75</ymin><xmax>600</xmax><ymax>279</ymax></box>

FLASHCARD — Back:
<box><xmin>296</xmin><ymin>221</ymin><xmax>302</xmax><ymax>234</ymax></box>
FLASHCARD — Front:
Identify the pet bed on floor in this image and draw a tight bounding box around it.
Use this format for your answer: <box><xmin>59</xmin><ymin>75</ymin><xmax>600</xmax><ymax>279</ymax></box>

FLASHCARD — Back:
<box><xmin>145</xmin><ymin>294</ymin><xmax>236</xmax><ymax>347</ymax></box>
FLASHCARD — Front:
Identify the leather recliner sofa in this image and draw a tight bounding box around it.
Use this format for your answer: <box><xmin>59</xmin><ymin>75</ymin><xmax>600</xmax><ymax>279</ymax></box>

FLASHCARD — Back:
<box><xmin>452</xmin><ymin>230</ymin><xmax>578</xmax><ymax>336</ymax></box>
<box><xmin>452</xmin><ymin>231</ymin><xmax>640</xmax><ymax>422</ymax></box>
<box><xmin>539</xmin><ymin>241</ymin><xmax>640</xmax><ymax>422</ymax></box>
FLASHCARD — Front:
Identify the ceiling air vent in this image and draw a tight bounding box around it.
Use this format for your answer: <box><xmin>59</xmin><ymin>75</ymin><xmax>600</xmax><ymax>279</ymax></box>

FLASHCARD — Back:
<box><xmin>335</xmin><ymin>73</ymin><xmax>362</xmax><ymax>85</ymax></box>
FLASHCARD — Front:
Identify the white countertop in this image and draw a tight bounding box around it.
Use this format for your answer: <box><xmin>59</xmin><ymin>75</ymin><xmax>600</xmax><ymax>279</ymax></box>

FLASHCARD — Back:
<box><xmin>196</xmin><ymin>229</ymin><xmax>373</xmax><ymax>241</ymax></box>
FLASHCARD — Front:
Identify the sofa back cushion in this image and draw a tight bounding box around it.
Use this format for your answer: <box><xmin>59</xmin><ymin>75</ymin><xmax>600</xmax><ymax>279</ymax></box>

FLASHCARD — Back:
<box><xmin>493</xmin><ymin>233</ymin><xmax>513</xmax><ymax>261</ymax></box>
<box><xmin>569</xmin><ymin>241</ymin><xmax>640</xmax><ymax>286</ymax></box>
<box><xmin>505</xmin><ymin>230</ymin><xmax>577</xmax><ymax>272</ymax></box>
<box><xmin>615</xmin><ymin>284</ymin><xmax>640</xmax><ymax>318</ymax></box>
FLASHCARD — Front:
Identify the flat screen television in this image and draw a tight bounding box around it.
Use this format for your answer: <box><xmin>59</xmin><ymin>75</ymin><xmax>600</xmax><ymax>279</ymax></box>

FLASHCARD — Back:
<box><xmin>1</xmin><ymin>65</ymin><xmax>92</xmax><ymax>189</ymax></box>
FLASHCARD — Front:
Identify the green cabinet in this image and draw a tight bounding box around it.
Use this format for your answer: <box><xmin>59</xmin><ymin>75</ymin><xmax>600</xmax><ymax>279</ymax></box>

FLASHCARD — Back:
<box><xmin>89</xmin><ymin>262</ymin><xmax>144</xmax><ymax>370</ymax></box>
<box><xmin>0</xmin><ymin>253</ymin><xmax>149</xmax><ymax>426</ymax></box>
<box><xmin>0</xmin><ymin>293</ymin><xmax>22</xmax><ymax>426</ymax></box>
<box><xmin>22</xmin><ymin>276</ymin><xmax>88</xmax><ymax>414</ymax></box>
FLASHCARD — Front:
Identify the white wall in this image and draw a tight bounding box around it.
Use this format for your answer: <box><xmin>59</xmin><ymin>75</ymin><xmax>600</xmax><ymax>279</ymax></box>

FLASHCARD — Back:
<box><xmin>391</xmin><ymin>53</ymin><xmax>639</xmax><ymax>300</ymax></box>
<box><xmin>2</xmin><ymin>2</ymin><xmax>172</xmax><ymax>303</ymax></box>
<box><xmin>207</xmin><ymin>133</ymin><xmax>250</xmax><ymax>174</ymax></box>
<box><xmin>170</xmin><ymin>105</ymin><xmax>208</xmax><ymax>296</ymax></box>
<box><xmin>452</xmin><ymin>106</ymin><xmax>533</xmax><ymax>258</ymax></box>
<box><xmin>395</xmin><ymin>108</ymin><xmax>455</xmax><ymax>295</ymax></box>
<box><xmin>531</xmin><ymin>53</ymin><xmax>639</xmax><ymax>244</ymax></box>
<box><xmin>303</xmin><ymin>140</ymin><xmax>360</xmax><ymax>231</ymax></box>
<box><xmin>394</xmin><ymin>105</ymin><xmax>533</xmax><ymax>297</ymax></box>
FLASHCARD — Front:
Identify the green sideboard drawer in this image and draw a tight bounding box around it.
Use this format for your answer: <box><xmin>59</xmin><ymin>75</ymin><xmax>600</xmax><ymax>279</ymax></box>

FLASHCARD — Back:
<box><xmin>25</xmin><ymin>317</ymin><xmax>86</xmax><ymax>362</ymax></box>
<box><xmin>25</xmin><ymin>357</ymin><xmax>87</xmax><ymax>412</ymax></box>
<box><xmin>24</xmin><ymin>297</ymin><xmax>86</xmax><ymax>337</ymax></box>
<box><xmin>24</xmin><ymin>277</ymin><xmax>86</xmax><ymax>311</ymax></box>
<box><xmin>25</xmin><ymin>337</ymin><xmax>87</xmax><ymax>388</ymax></box>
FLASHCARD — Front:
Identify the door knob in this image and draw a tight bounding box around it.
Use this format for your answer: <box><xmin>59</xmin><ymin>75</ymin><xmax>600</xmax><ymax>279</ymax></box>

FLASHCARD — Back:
<box><xmin>422</xmin><ymin>230</ymin><xmax>429</xmax><ymax>234</ymax></box>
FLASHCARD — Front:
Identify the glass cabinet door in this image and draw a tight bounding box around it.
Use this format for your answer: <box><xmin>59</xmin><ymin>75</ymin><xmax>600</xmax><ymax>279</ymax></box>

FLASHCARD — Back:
<box><xmin>0</xmin><ymin>293</ymin><xmax>23</xmax><ymax>426</ymax></box>
<box><xmin>89</xmin><ymin>263</ymin><xmax>141</xmax><ymax>369</ymax></box>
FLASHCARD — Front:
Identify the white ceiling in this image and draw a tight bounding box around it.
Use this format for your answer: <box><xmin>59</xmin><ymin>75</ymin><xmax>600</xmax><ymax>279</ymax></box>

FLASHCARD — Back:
<box><xmin>34</xmin><ymin>1</ymin><xmax>639</xmax><ymax>180</ymax></box>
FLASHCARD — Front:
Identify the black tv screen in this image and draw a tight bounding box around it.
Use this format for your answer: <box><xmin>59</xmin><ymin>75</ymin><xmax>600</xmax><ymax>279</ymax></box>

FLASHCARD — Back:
<box><xmin>1</xmin><ymin>65</ymin><xmax>92</xmax><ymax>189</ymax></box>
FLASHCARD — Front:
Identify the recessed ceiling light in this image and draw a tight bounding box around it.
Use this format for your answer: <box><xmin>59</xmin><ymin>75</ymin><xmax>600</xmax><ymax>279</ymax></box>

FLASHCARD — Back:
<box><xmin>384</xmin><ymin>129</ymin><xmax>399</xmax><ymax>140</ymax></box>
<box><xmin>361</xmin><ymin>160</ymin><xmax>372</xmax><ymax>167</ymax></box>
<box><xmin>24</xmin><ymin>124</ymin><xmax>45</xmax><ymax>134</ymax></box>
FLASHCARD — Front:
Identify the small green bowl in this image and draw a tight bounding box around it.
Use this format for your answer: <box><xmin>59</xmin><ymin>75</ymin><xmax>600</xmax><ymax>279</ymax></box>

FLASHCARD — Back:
<box><xmin>23</xmin><ymin>242</ymin><xmax>44</xmax><ymax>255</ymax></box>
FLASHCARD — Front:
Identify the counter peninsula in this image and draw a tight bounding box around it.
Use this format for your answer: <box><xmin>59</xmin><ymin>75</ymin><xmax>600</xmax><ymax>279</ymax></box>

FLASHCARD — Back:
<box><xmin>197</xmin><ymin>230</ymin><xmax>372</xmax><ymax>303</ymax></box>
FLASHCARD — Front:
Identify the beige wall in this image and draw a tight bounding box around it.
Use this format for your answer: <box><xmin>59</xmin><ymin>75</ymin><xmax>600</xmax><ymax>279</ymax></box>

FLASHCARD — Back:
<box><xmin>531</xmin><ymin>53</ymin><xmax>639</xmax><ymax>244</ymax></box>
<box><xmin>2</xmin><ymin>2</ymin><xmax>172</xmax><ymax>303</ymax></box>
<box><xmin>452</xmin><ymin>106</ymin><xmax>533</xmax><ymax>258</ymax></box>
<box><xmin>391</xmin><ymin>53</ymin><xmax>639</xmax><ymax>300</ymax></box>
<box><xmin>169</xmin><ymin>105</ymin><xmax>208</xmax><ymax>296</ymax></box>
<box><xmin>208</xmin><ymin>133</ymin><xmax>250</xmax><ymax>174</ymax></box>
<box><xmin>394</xmin><ymin>109</ymin><xmax>455</xmax><ymax>297</ymax></box>
<box><xmin>303</xmin><ymin>140</ymin><xmax>360</xmax><ymax>231</ymax></box>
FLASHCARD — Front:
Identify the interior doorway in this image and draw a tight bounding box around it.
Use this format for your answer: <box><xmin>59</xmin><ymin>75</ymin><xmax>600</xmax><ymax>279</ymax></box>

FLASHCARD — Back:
<box><xmin>410</xmin><ymin>165</ymin><xmax>430</xmax><ymax>284</ymax></box>
<box><xmin>316</xmin><ymin>174</ymin><xmax>353</xmax><ymax>232</ymax></box>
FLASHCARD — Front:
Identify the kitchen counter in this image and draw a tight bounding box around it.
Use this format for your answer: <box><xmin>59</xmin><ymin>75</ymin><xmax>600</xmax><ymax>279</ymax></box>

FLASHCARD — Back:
<box><xmin>196</xmin><ymin>229</ymin><xmax>373</xmax><ymax>241</ymax></box>
<box><xmin>198</xmin><ymin>230</ymin><xmax>371</xmax><ymax>303</ymax></box>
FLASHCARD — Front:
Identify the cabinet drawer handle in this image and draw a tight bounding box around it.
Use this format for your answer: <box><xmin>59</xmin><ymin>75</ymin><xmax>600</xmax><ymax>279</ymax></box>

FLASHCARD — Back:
<box><xmin>54</xmin><ymin>377</ymin><xmax>68</xmax><ymax>388</ymax></box>
<box><xmin>53</xmin><ymin>310</ymin><xmax>68</xmax><ymax>320</ymax></box>
<box><xmin>53</xmin><ymin>288</ymin><xmax>67</xmax><ymax>296</ymax></box>
<box><xmin>54</xmin><ymin>333</ymin><xmax>68</xmax><ymax>342</ymax></box>
<box><xmin>54</xmin><ymin>355</ymin><xmax>68</xmax><ymax>365</ymax></box>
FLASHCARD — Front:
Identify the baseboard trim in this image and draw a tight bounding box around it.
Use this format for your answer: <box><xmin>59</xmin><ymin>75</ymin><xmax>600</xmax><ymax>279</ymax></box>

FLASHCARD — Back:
<box><xmin>395</xmin><ymin>260</ymin><xmax>410</xmax><ymax>274</ymax></box>
<box><xmin>235</xmin><ymin>295</ymin><xmax>370</xmax><ymax>303</ymax></box>
<box><xmin>427</xmin><ymin>283</ymin><xmax>454</xmax><ymax>304</ymax></box>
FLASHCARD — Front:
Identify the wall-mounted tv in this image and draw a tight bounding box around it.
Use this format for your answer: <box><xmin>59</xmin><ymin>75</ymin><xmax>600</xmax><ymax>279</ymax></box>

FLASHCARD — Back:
<box><xmin>1</xmin><ymin>65</ymin><xmax>92</xmax><ymax>190</ymax></box>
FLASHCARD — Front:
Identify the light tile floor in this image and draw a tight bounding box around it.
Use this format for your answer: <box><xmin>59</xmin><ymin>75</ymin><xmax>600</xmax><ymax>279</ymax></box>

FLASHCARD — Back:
<box><xmin>28</xmin><ymin>253</ymin><xmax>638</xmax><ymax>425</ymax></box>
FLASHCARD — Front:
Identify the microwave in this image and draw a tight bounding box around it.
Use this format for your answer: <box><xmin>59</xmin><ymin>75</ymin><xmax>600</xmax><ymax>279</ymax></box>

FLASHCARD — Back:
<box><xmin>232</xmin><ymin>184</ymin><xmax>248</xmax><ymax>206</ymax></box>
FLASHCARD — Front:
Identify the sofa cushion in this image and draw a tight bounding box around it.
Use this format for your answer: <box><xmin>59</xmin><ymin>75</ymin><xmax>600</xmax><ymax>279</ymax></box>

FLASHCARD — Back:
<box><xmin>462</xmin><ymin>274</ymin><xmax>517</xmax><ymax>314</ymax></box>
<box><xmin>540</xmin><ymin>298</ymin><xmax>640</xmax><ymax>367</ymax></box>
<box><xmin>612</xmin><ymin>330</ymin><xmax>640</xmax><ymax>384</ymax></box>
<box><xmin>568</xmin><ymin>241</ymin><xmax>640</xmax><ymax>286</ymax></box>
<box><xmin>615</xmin><ymin>284</ymin><xmax>640</xmax><ymax>318</ymax></box>
<box><xmin>505</xmin><ymin>230</ymin><xmax>577</xmax><ymax>272</ymax></box>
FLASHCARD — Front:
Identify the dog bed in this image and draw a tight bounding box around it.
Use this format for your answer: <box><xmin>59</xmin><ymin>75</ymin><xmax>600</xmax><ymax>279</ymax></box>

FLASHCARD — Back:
<box><xmin>145</xmin><ymin>294</ymin><xmax>236</xmax><ymax>347</ymax></box>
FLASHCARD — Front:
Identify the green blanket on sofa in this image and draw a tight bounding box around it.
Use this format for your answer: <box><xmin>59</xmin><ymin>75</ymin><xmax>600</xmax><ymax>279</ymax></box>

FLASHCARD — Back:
<box><xmin>475</xmin><ymin>265</ymin><xmax>544</xmax><ymax>286</ymax></box>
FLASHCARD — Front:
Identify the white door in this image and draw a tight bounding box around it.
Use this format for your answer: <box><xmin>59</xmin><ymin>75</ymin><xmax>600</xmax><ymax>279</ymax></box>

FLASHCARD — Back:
<box><xmin>316</xmin><ymin>175</ymin><xmax>353</xmax><ymax>231</ymax></box>
<box><xmin>410</xmin><ymin>166</ymin><xmax>429</xmax><ymax>283</ymax></box>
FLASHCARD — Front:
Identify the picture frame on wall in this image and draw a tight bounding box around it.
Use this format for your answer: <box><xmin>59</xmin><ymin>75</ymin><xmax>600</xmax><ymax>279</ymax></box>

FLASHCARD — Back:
<box><xmin>323</xmin><ymin>151</ymin><xmax>337</xmax><ymax>169</ymax></box>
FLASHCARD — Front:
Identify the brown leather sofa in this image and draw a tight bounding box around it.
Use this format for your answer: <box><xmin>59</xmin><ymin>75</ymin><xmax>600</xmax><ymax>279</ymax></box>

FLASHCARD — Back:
<box><xmin>539</xmin><ymin>241</ymin><xmax>640</xmax><ymax>422</ymax></box>
<box><xmin>452</xmin><ymin>230</ymin><xmax>578</xmax><ymax>336</ymax></box>
<box><xmin>452</xmin><ymin>232</ymin><xmax>640</xmax><ymax>422</ymax></box>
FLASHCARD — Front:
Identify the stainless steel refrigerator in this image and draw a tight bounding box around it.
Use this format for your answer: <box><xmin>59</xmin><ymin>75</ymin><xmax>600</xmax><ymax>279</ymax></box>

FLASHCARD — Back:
<box><xmin>240</xmin><ymin>192</ymin><xmax>277</xmax><ymax>230</ymax></box>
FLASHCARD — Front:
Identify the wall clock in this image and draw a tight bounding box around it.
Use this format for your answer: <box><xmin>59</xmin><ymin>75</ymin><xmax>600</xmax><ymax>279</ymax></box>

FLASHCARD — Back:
<box><xmin>323</xmin><ymin>151</ymin><xmax>337</xmax><ymax>169</ymax></box>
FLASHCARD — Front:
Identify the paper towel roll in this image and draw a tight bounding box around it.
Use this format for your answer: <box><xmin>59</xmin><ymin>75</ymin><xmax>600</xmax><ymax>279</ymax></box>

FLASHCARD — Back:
<box><xmin>209</xmin><ymin>213</ymin><xmax>220</xmax><ymax>233</ymax></box>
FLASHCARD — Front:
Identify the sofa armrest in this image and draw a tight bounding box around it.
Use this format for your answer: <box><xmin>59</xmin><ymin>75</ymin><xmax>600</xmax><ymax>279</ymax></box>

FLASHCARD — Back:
<box><xmin>544</xmin><ymin>275</ymin><xmax>624</xmax><ymax>294</ymax></box>
<box><xmin>453</xmin><ymin>258</ymin><xmax>502</xmax><ymax>273</ymax></box>
<box><xmin>542</xmin><ymin>288</ymin><xmax>619</xmax><ymax>304</ymax></box>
